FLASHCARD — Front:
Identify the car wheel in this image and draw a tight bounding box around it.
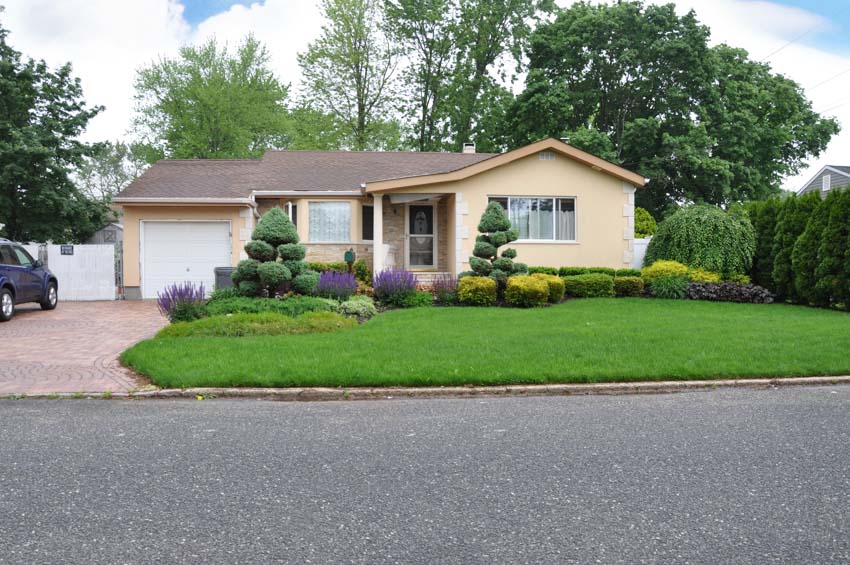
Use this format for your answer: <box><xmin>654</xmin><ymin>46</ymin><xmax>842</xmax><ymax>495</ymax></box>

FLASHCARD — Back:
<box><xmin>0</xmin><ymin>288</ymin><xmax>14</xmax><ymax>322</ymax></box>
<box><xmin>40</xmin><ymin>282</ymin><xmax>58</xmax><ymax>311</ymax></box>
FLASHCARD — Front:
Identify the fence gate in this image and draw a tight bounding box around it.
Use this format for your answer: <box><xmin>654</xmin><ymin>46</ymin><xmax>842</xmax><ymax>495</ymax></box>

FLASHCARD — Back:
<box><xmin>23</xmin><ymin>243</ymin><xmax>117</xmax><ymax>301</ymax></box>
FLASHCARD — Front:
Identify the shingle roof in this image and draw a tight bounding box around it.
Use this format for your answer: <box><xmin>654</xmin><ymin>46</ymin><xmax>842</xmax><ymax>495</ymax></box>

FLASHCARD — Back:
<box><xmin>117</xmin><ymin>150</ymin><xmax>498</xmax><ymax>200</ymax></box>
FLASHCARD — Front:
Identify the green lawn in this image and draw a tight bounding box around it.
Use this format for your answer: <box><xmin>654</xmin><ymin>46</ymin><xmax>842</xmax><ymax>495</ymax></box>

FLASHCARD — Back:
<box><xmin>122</xmin><ymin>299</ymin><xmax>850</xmax><ymax>389</ymax></box>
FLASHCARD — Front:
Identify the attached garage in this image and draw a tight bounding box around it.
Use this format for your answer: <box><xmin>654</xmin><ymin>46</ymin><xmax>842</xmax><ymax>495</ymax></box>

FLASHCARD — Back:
<box><xmin>141</xmin><ymin>221</ymin><xmax>232</xmax><ymax>299</ymax></box>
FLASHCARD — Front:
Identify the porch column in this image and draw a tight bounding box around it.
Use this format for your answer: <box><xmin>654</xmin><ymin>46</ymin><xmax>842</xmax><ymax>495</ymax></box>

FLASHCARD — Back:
<box><xmin>373</xmin><ymin>193</ymin><xmax>384</xmax><ymax>273</ymax></box>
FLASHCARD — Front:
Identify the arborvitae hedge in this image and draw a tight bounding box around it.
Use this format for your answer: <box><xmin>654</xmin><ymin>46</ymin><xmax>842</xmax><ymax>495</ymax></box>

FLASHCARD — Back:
<box><xmin>791</xmin><ymin>191</ymin><xmax>835</xmax><ymax>307</ymax></box>
<box><xmin>745</xmin><ymin>198</ymin><xmax>780</xmax><ymax>290</ymax></box>
<box><xmin>771</xmin><ymin>192</ymin><xmax>821</xmax><ymax>302</ymax></box>
<box><xmin>814</xmin><ymin>188</ymin><xmax>850</xmax><ymax>309</ymax></box>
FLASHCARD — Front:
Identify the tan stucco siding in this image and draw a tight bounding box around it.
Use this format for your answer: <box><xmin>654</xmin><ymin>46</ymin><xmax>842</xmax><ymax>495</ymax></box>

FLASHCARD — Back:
<box><xmin>121</xmin><ymin>205</ymin><xmax>251</xmax><ymax>288</ymax></box>
<box><xmin>377</xmin><ymin>152</ymin><xmax>634</xmax><ymax>272</ymax></box>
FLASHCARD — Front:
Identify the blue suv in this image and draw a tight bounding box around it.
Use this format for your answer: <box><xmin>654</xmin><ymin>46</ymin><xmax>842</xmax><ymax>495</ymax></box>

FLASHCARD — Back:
<box><xmin>0</xmin><ymin>239</ymin><xmax>58</xmax><ymax>322</ymax></box>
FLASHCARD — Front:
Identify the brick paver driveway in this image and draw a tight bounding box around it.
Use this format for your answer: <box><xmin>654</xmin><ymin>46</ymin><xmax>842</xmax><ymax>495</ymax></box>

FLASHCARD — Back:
<box><xmin>0</xmin><ymin>301</ymin><xmax>166</xmax><ymax>395</ymax></box>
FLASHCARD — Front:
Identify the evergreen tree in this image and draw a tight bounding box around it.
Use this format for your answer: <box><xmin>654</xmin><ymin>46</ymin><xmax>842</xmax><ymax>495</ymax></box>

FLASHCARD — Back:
<box><xmin>815</xmin><ymin>189</ymin><xmax>850</xmax><ymax>309</ymax></box>
<box><xmin>791</xmin><ymin>191</ymin><xmax>836</xmax><ymax>307</ymax></box>
<box><xmin>772</xmin><ymin>192</ymin><xmax>820</xmax><ymax>302</ymax></box>
<box><xmin>467</xmin><ymin>201</ymin><xmax>528</xmax><ymax>291</ymax></box>
<box><xmin>746</xmin><ymin>198</ymin><xmax>780</xmax><ymax>290</ymax></box>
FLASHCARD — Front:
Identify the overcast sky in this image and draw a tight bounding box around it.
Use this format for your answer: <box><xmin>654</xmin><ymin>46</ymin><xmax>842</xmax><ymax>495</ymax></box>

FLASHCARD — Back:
<box><xmin>3</xmin><ymin>0</ymin><xmax>850</xmax><ymax>191</ymax></box>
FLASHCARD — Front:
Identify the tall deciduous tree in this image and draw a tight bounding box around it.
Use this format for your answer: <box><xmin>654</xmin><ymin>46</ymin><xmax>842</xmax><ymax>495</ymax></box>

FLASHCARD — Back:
<box><xmin>508</xmin><ymin>1</ymin><xmax>838</xmax><ymax>216</ymax></box>
<box><xmin>76</xmin><ymin>141</ymin><xmax>148</xmax><ymax>204</ymax></box>
<box><xmin>134</xmin><ymin>35</ymin><xmax>290</xmax><ymax>160</ymax></box>
<box><xmin>0</xmin><ymin>17</ymin><xmax>107</xmax><ymax>242</ymax></box>
<box><xmin>298</xmin><ymin>0</ymin><xmax>401</xmax><ymax>150</ymax></box>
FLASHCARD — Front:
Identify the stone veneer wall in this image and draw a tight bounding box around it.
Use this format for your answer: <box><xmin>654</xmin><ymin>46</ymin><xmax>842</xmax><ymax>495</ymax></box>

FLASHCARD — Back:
<box><xmin>382</xmin><ymin>196</ymin><xmax>449</xmax><ymax>271</ymax></box>
<box><xmin>305</xmin><ymin>243</ymin><xmax>374</xmax><ymax>266</ymax></box>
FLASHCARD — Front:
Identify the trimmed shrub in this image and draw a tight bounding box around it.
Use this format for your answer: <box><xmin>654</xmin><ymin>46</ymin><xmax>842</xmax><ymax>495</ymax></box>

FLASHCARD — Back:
<box><xmin>531</xmin><ymin>273</ymin><xmax>565</xmax><ymax>303</ymax></box>
<box><xmin>687</xmin><ymin>282</ymin><xmax>774</xmax><ymax>304</ymax></box>
<box><xmin>615</xmin><ymin>268</ymin><xmax>641</xmax><ymax>278</ymax></box>
<box><xmin>291</xmin><ymin>271</ymin><xmax>320</xmax><ymax>295</ymax></box>
<box><xmin>156</xmin><ymin>281</ymin><xmax>207</xmax><ymax>323</ymax></box>
<box><xmin>372</xmin><ymin>268</ymin><xmax>417</xmax><ymax>304</ymax></box>
<box><xmin>563</xmin><ymin>274</ymin><xmax>615</xmax><ymax>298</ymax></box>
<box><xmin>528</xmin><ymin>266</ymin><xmax>558</xmax><ymax>276</ymax></box>
<box><xmin>772</xmin><ymin>192</ymin><xmax>821</xmax><ymax>302</ymax></box>
<box><xmin>157</xmin><ymin>311</ymin><xmax>355</xmax><ymax>338</ymax></box>
<box><xmin>724</xmin><ymin>273</ymin><xmax>751</xmax><ymax>284</ymax></box>
<box><xmin>338</xmin><ymin>295</ymin><xmax>378</xmax><ymax>319</ymax></box>
<box><xmin>558</xmin><ymin>267</ymin><xmax>589</xmax><ymax>276</ymax></box>
<box><xmin>634</xmin><ymin>207</ymin><xmax>657</xmax><ymax>238</ymax></box>
<box><xmin>245</xmin><ymin>240</ymin><xmax>276</xmax><ymax>262</ymax></box>
<box><xmin>308</xmin><ymin>261</ymin><xmax>348</xmax><ymax>273</ymax></box>
<box><xmin>645</xmin><ymin>204</ymin><xmax>756</xmax><ymax>275</ymax></box>
<box><xmin>511</xmin><ymin>262</ymin><xmax>529</xmax><ymax>274</ymax></box>
<box><xmin>251</xmin><ymin>206</ymin><xmax>299</xmax><ymax>247</ymax></box>
<box><xmin>205</xmin><ymin>296</ymin><xmax>336</xmax><ymax>317</ymax></box>
<box><xmin>641</xmin><ymin>260</ymin><xmax>689</xmax><ymax>283</ymax></box>
<box><xmin>649</xmin><ymin>276</ymin><xmax>689</xmax><ymax>299</ymax></box>
<box><xmin>257</xmin><ymin>261</ymin><xmax>291</xmax><ymax>292</ymax></box>
<box><xmin>687</xmin><ymin>267</ymin><xmax>722</xmax><ymax>283</ymax></box>
<box><xmin>505</xmin><ymin>275</ymin><xmax>549</xmax><ymax>307</ymax></box>
<box><xmin>283</xmin><ymin>260</ymin><xmax>308</xmax><ymax>277</ymax></box>
<box><xmin>232</xmin><ymin>259</ymin><xmax>260</xmax><ymax>285</ymax></box>
<box><xmin>586</xmin><ymin>267</ymin><xmax>616</xmax><ymax>276</ymax></box>
<box><xmin>353</xmin><ymin>258</ymin><xmax>371</xmax><ymax>285</ymax></box>
<box><xmin>277</xmin><ymin>243</ymin><xmax>307</xmax><ymax>261</ymax></box>
<box><xmin>614</xmin><ymin>276</ymin><xmax>644</xmax><ymax>297</ymax></box>
<box><xmin>314</xmin><ymin>270</ymin><xmax>357</xmax><ymax>301</ymax></box>
<box><xmin>469</xmin><ymin>202</ymin><xmax>522</xmax><ymax>291</ymax></box>
<box><xmin>458</xmin><ymin>276</ymin><xmax>497</xmax><ymax>306</ymax></box>
<box><xmin>432</xmin><ymin>273</ymin><xmax>458</xmax><ymax>305</ymax></box>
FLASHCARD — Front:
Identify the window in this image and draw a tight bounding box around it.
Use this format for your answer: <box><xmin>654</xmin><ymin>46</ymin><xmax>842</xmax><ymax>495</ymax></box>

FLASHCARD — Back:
<box><xmin>103</xmin><ymin>229</ymin><xmax>116</xmax><ymax>243</ymax></box>
<box><xmin>0</xmin><ymin>245</ymin><xmax>17</xmax><ymax>266</ymax></box>
<box><xmin>362</xmin><ymin>205</ymin><xmax>374</xmax><ymax>241</ymax></box>
<box><xmin>286</xmin><ymin>203</ymin><xmax>298</xmax><ymax>228</ymax></box>
<box><xmin>13</xmin><ymin>246</ymin><xmax>34</xmax><ymax>266</ymax></box>
<box><xmin>309</xmin><ymin>201</ymin><xmax>350</xmax><ymax>242</ymax></box>
<box><xmin>489</xmin><ymin>196</ymin><xmax>576</xmax><ymax>241</ymax></box>
<box><xmin>539</xmin><ymin>151</ymin><xmax>555</xmax><ymax>161</ymax></box>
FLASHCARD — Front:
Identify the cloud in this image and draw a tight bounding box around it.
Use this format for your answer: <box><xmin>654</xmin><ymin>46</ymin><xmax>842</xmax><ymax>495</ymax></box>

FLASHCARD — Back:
<box><xmin>2</xmin><ymin>0</ymin><xmax>847</xmax><ymax>190</ymax></box>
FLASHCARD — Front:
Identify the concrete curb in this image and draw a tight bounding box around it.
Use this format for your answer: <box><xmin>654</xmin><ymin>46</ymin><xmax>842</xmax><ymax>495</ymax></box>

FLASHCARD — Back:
<box><xmin>7</xmin><ymin>375</ymin><xmax>850</xmax><ymax>401</ymax></box>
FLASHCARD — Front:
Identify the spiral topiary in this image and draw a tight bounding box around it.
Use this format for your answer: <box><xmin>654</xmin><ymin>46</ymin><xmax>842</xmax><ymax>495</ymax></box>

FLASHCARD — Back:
<box><xmin>236</xmin><ymin>206</ymin><xmax>302</xmax><ymax>296</ymax></box>
<box><xmin>466</xmin><ymin>202</ymin><xmax>524</xmax><ymax>292</ymax></box>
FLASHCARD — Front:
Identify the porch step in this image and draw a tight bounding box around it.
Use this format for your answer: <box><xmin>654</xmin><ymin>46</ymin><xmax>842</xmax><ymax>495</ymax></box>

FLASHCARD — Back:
<box><xmin>412</xmin><ymin>272</ymin><xmax>451</xmax><ymax>288</ymax></box>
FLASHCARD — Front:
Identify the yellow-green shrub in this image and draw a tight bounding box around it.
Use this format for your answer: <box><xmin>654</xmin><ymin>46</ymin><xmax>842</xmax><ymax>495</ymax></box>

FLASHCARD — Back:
<box><xmin>458</xmin><ymin>276</ymin><xmax>497</xmax><ymax>306</ymax></box>
<box><xmin>724</xmin><ymin>273</ymin><xmax>752</xmax><ymax>284</ymax></box>
<box><xmin>531</xmin><ymin>273</ymin><xmax>565</xmax><ymax>303</ymax></box>
<box><xmin>641</xmin><ymin>260</ymin><xmax>689</xmax><ymax>283</ymax></box>
<box><xmin>562</xmin><ymin>274</ymin><xmax>615</xmax><ymax>298</ymax></box>
<box><xmin>687</xmin><ymin>267</ymin><xmax>722</xmax><ymax>282</ymax></box>
<box><xmin>505</xmin><ymin>275</ymin><xmax>549</xmax><ymax>307</ymax></box>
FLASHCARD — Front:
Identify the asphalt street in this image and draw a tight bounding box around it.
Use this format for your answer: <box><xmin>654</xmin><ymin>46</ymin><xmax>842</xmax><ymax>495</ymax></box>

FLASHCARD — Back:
<box><xmin>1</xmin><ymin>387</ymin><xmax>848</xmax><ymax>564</ymax></box>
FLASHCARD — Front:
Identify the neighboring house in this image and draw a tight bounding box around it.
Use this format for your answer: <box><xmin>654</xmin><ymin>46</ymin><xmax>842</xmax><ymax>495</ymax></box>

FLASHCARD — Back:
<box><xmin>114</xmin><ymin>138</ymin><xmax>645</xmax><ymax>299</ymax></box>
<box><xmin>85</xmin><ymin>222</ymin><xmax>123</xmax><ymax>245</ymax></box>
<box><xmin>797</xmin><ymin>165</ymin><xmax>850</xmax><ymax>197</ymax></box>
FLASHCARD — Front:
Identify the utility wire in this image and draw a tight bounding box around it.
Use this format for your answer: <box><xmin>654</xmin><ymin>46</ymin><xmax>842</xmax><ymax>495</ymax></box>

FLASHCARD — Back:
<box><xmin>808</xmin><ymin>65</ymin><xmax>850</xmax><ymax>91</ymax></box>
<box><xmin>760</xmin><ymin>5</ymin><xmax>849</xmax><ymax>62</ymax></box>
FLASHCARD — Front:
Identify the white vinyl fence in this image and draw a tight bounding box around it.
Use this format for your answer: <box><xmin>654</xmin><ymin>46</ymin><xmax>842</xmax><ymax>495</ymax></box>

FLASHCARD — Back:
<box><xmin>632</xmin><ymin>237</ymin><xmax>651</xmax><ymax>269</ymax></box>
<box><xmin>23</xmin><ymin>244</ymin><xmax>117</xmax><ymax>301</ymax></box>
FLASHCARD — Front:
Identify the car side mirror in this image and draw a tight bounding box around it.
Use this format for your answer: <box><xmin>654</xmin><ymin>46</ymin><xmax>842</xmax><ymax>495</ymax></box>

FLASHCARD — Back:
<box><xmin>33</xmin><ymin>259</ymin><xmax>43</xmax><ymax>268</ymax></box>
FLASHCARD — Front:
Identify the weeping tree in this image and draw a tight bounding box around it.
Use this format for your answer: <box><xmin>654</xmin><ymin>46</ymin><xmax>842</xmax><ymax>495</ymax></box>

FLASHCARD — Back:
<box><xmin>232</xmin><ymin>207</ymin><xmax>312</xmax><ymax>296</ymax></box>
<box><xmin>466</xmin><ymin>201</ymin><xmax>528</xmax><ymax>290</ymax></box>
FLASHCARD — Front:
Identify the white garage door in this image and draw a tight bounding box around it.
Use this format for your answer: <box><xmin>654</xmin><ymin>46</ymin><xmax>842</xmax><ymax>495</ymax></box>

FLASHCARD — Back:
<box><xmin>142</xmin><ymin>221</ymin><xmax>231</xmax><ymax>299</ymax></box>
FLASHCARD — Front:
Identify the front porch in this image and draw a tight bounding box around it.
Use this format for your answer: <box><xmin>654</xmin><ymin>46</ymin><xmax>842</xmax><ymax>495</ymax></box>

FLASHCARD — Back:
<box><xmin>372</xmin><ymin>192</ymin><xmax>458</xmax><ymax>279</ymax></box>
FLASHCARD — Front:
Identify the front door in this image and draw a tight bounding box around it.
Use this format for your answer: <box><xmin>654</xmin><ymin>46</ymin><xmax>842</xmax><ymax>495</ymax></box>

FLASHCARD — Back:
<box><xmin>406</xmin><ymin>204</ymin><xmax>436</xmax><ymax>269</ymax></box>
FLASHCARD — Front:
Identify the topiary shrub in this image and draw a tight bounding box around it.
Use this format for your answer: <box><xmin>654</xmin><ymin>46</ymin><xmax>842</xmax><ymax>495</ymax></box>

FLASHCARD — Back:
<box><xmin>291</xmin><ymin>271</ymin><xmax>320</xmax><ymax>295</ymax></box>
<box><xmin>687</xmin><ymin>267</ymin><xmax>722</xmax><ymax>283</ymax></box>
<box><xmin>505</xmin><ymin>275</ymin><xmax>549</xmax><ymax>307</ymax></box>
<box><xmin>641</xmin><ymin>260</ymin><xmax>689</xmax><ymax>283</ymax></box>
<box><xmin>645</xmin><ymin>204</ymin><xmax>755</xmax><ymax>275</ymax></box>
<box><xmin>458</xmin><ymin>276</ymin><xmax>497</xmax><ymax>306</ymax></box>
<box><xmin>562</xmin><ymin>274</ymin><xmax>615</xmax><ymax>298</ymax></box>
<box><xmin>615</xmin><ymin>268</ymin><xmax>641</xmax><ymax>277</ymax></box>
<box><xmin>237</xmin><ymin>207</ymin><xmax>300</xmax><ymax>296</ymax></box>
<box><xmin>558</xmin><ymin>266</ymin><xmax>589</xmax><ymax>276</ymax></box>
<box><xmin>649</xmin><ymin>276</ymin><xmax>689</xmax><ymax>299</ymax></box>
<box><xmin>634</xmin><ymin>207</ymin><xmax>657</xmax><ymax>238</ymax></box>
<box><xmin>245</xmin><ymin>240</ymin><xmax>276</xmax><ymax>262</ymax></box>
<box><xmin>531</xmin><ymin>273</ymin><xmax>565</xmax><ymax>303</ymax></box>
<box><xmin>614</xmin><ymin>276</ymin><xmax>644</xmax><ymax>297</ymax></box>
<box><xmin>468</xmin><ymin>202</ymin><xmax>524</xmax><ymax>293</ymax></box>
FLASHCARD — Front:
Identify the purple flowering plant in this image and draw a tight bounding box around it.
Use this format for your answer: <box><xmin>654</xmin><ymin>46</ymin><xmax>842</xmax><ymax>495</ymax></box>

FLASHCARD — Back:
<box><xmin>315</xmin><ymin>270</ymin><xmax>357</xmax><ymax>301</ymax></box>
<box><xmin>372</xmin><ymin>268</ymin><xmax>417</xmax><ymax>303</ymax></box>
<box><xmin>156</xmin><ymin>281</ymin><xmax>206</xmax><ymax>321</ymax></box>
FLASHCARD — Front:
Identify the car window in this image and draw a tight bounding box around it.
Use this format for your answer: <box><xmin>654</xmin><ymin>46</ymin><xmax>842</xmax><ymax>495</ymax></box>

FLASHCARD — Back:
<box><xmin>13</xmin><ymin>246</ymin><xmax>34</xmax><ymax>267</ymax></box>
<box><xmin>0</xmin><ymin>245</ymin><xmax>18</xmax><ymax>266</ymax></box>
